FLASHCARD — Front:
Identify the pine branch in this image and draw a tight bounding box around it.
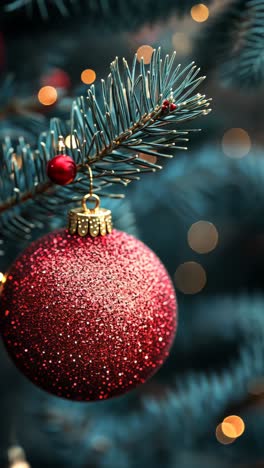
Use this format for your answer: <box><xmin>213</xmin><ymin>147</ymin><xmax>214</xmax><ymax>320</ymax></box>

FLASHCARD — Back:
<box><xmin>0</xmin><ymin>48</ymin><xmax>211</xmax><ymax>240</ymax></box>
<box><xmin>195</xmin><ymin>0</ymin><xmax>264</xmax><ymax>89</ymax></box>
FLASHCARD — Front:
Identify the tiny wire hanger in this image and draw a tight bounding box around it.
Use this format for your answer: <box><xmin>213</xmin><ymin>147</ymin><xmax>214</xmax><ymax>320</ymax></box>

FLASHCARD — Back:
<box><xmin>82</xmin><ymin>165</ymin><xmax>100</xmax><ymax>213</ymax></box>
<box><xmin>87</xmin><ymin>164</ymin><xmax>93</xmax><ymax>196</ymax></box>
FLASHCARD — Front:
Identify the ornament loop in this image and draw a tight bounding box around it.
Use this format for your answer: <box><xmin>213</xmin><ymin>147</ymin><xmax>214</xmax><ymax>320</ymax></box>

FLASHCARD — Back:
<box><xmin>82</xmin><ymin>193</ymin><xmax>100</xmax><ymax>213</ymax></box>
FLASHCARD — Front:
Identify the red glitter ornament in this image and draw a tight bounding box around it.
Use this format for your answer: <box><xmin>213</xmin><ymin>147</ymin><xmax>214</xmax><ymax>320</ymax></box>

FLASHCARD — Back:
<box><xmin>47</xmin><ymin>154</ymin><xmax>77</xmax><ymax>185</ymax></box>
<box><xmin>0</xmin><ymin>229</ymin><xmax>177</xmax><ymax>401</ymax></box>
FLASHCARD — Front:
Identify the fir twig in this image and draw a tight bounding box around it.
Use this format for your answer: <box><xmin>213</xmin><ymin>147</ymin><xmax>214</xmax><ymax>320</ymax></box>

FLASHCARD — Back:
<box><xmin>0</xmin><ymin>48</ymin><xmax>211</xmax><ymax>239</ymax></box>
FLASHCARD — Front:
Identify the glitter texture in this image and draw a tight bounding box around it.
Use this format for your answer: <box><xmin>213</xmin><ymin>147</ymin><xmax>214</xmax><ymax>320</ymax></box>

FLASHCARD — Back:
<box><xmin>0</xmin><ymin>229</ymin><xmax>177</xmax><ymax>401</ymax></box>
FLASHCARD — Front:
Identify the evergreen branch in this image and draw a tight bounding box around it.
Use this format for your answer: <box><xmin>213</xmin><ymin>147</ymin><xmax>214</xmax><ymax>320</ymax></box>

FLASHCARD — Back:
<box><xmin>195</xmin><ymin>0</ymin><xmax>264</xmax><ymax>89</ymax></box>
<box><xmin>0</xmin><ymin>49</ymin><xmax>211</xmax><ymax>240</ymax></box>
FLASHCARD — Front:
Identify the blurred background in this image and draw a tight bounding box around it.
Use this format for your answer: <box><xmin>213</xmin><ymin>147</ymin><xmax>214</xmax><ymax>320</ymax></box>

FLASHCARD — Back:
<box><xmin>1</xmin><ymin>0</ymin><xmax>264</xmax><ymax>467</ymax></box>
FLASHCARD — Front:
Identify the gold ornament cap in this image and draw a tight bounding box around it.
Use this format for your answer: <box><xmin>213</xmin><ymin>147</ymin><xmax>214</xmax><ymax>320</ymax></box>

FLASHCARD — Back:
<box><xmin>68</xmin><ymin>194</ymin><xmax>113</xmax><ymax>238</ymax></box>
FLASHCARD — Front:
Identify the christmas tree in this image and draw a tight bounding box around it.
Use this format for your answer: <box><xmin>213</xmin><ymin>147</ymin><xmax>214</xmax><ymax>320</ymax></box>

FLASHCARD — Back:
<box><xmin>1</xmin><ymin>1</ymin><xmax>264</xmax><ymax>467</ymax></box>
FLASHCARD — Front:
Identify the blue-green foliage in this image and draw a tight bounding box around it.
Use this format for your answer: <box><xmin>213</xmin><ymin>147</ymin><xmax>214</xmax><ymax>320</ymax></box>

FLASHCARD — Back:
<box><xmin>130</xmin><ymin>146</ymin><xmax>264</xmax><ymax>281</ymax></box>
<box><xmin>222</xmin><ymin>0</ymin><xmax>264</xmax><ymax>88</ymax></box>
<box><xmin>0</xmin><ymin>50</ymin><xmax>210</xmax><ymax>241</ymax></box>
<box><xmin>2</xmin><ymin>0</ymin><xmax>213</xmax><ymax>20</ymax></box>
<box><xmin>3</xmin><ymin>0</ymin><xmax>263</xmax><ymax>89</ymax></box>
<box><xmin>196</xmin><ymin>0</ymin><xmax>264</xmax><ymax>89</ymax></box>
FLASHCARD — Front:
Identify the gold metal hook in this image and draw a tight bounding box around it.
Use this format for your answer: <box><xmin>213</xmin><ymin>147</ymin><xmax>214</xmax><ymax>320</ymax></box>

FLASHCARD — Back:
<box><xmin>86</xmin><ymin>164</ymin><xmax>93</xmax><ymax>196</ymax></box>
<box><xmin>80</xmin><ymin>164</ymin><xmax>99</xmax><ymax>212</ymax></box>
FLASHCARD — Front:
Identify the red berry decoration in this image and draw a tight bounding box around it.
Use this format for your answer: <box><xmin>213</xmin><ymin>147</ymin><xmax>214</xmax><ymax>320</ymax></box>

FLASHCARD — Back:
<box><xmin>161</xmin><ymin>99</ymin><xmax>177</xmax><ymax>113</ymax></box>
<box><xmin>47</xmin><ymin>154</ymin><xmax>77</xmax><ymax>186</ymax></box>
<box><xmin>0</xmin><ymin>229</ymin><xmax>177</xmax><ymax>401</ymax></box>
<box><xmin>170</xmin><ymin>103</ymin><xmax>177</xmax><ymax>111</ymax></box>
<box><xmin>162</xmin><ymin>104</ymin><xmax>169</xmax><ymax>112</ymax></box>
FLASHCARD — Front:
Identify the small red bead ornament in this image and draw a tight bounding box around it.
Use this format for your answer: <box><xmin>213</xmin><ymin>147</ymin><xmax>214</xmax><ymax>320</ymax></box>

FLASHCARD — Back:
<box><xmin>170</xmin><ymin>103</ymin><xmax>177</xmax><ymax>111</ymax></box>
<box><xmin>47</xmin><ymin>154</ymin><xmax>77</xmax><ymax>185</ymax></box>
<box><xmin>162</xmin><ymin>99</ymin><xmax>170</xmax><ymax>113</ymax></box>
<box><xmin>0</xmin><ymin>193</ymin><xmax>177</xmax><ymax>401</ymax></box>
<box><xmin>161</xmin><ymin>99</ymin><xmax>177</xmax><ymax>113</ymax></box>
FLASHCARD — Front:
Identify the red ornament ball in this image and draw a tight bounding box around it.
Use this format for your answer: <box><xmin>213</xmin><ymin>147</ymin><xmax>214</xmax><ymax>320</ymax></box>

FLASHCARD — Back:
<box><xmin>0</xmin><ymin>230</ymin><xmax>177</xmax><ymax>401</ymax></box>
<box><xmin>47</xmin><ymin>155</ymin><xmax>77</xmax><ymax>185</ymax></box>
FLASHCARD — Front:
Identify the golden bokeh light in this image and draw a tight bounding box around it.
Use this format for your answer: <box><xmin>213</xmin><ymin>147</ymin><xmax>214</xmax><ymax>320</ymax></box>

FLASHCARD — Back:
<box><xmin>215</xmin><ymin>424</ymin><xmax>235</xmax><ymax>445</ymax></box>
<box><xmin>81</xmin><ymin>69</ymin><xmax>96</xmax><ymax>85</ymax></box>
<box><xmin>191</xmin><ymin>3</ymin><xmax>209</xmax><ymax>22</ymax></box>
<box><xmin>0</xmin><ymin>272</ymin><xmax>6</xmax><ymax>283</ymax></box>
<box><xmin>38</xmin><ymin>86</ymin><xmax>58</xmax><ymax>106</ymax></box>
<box><xmin>172</xmin><ymin>32</ymin><xmax>192</xmax><ymax>54</ymax></box>
<box><xmin>174</xmin><ymin>261</ymin><xmax>207</xmax><ymax>294</ymax></box>
<box><xmin>8</xmin><ymin>445</ymin><xmax>29</xmax><ymax>468</ymax></box>
<box><xmin>11</xmin><ymin>463</ymin><xmax>31</xmax><ymax>468</ymax></box>
<box><xmin>222</xmin><ymin>128</ymin><xmax>251</xmax><ymax>158</ymax></box>
<box><xmin>223</xmin><ymin>415</ymin><xmax>245</xmax><ymax>438</ymax></box>
<box><xmin>65</xmin><ymin>135</ymin><xmax>78</xmax><ymax>149</ymax></box>
<box><xmin>221</xmin><ymin>422</ymin><xmax>238</xmax><ymax>439</ymax></box>
<box><xmin>136</xmin><ymin>45</ymin><xmax>154</xmax><ymax>64</ymax></box>
<box><xmin>188</xmin><ymin>220</ymin><xmax>218</xmax><ymax>254</ymax></box>
<box><xmin>8</xmin><ymin>446</ymin><xmax>25</xmax><ymax>460</ymax></box>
